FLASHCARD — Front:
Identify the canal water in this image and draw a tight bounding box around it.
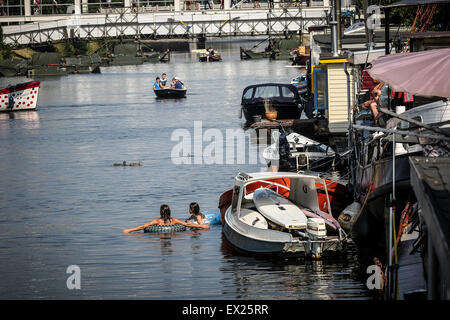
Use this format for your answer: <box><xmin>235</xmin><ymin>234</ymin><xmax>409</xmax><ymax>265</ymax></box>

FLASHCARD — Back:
<box><xmin>0</xmin><ymin>40</ymin><xmax>372</xmax><ymax>299</ymax></box>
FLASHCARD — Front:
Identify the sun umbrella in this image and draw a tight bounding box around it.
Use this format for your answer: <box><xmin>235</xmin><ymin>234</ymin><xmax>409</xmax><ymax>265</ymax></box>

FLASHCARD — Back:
<box><xmin>367</xmin><ymin>48</ymin><xmax>450</xmax><ymax>98</ymax></box>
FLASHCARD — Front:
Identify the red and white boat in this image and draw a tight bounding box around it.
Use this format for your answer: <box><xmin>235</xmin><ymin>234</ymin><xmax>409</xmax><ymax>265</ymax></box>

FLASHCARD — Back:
<box><xmin>0</xmin><ymin>81</ymin><xmax>40</xmax><ymax>112</ymax></box>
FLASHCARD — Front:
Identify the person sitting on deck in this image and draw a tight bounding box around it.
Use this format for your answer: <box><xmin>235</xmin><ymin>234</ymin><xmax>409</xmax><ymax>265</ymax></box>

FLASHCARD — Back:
<box><xmin>185</xmin><ymin>202</ymin><xmax>210</xmax><ymax>230</ymax></box>
<box><xmin>160</xmin><ymin>73</ymin><xmax>168</xmax><ymax>87</ymax></box>
<box><xmin>153</xmin><ymin>77</ymin><xmax>163</xmax><ymax>90</ymax></box>
<box><xmin>122</xmin><ymin>204</ymin><xmax>200</xmax><ymax>234</ymax></box>
<box><xmin>361</xmin><ymin>81</ymin><xmax>384</xmax><ymax>125</ymax></box>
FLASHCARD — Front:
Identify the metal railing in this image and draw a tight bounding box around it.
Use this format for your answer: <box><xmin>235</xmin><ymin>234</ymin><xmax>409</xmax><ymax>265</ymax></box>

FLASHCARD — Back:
<box><xmin>0</xmin><ymin>0</ymin><xmax>326</xmax><ymax>16</ymax></box>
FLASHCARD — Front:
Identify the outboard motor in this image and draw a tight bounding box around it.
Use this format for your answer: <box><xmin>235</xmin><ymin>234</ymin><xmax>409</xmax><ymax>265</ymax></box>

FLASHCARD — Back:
<box><xmin>306</xmin><ymin>218</ymin><xmax>327</xmax><ymax>259</ymax></box>
<box><xmin>278</xmin><ymin>128</ymin><xmax>293</xmax><ymax>171</ymax></box>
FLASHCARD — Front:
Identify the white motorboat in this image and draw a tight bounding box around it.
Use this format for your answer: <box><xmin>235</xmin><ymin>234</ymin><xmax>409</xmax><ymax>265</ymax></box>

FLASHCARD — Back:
<box><xmin>263</xmin><ymin>131</ymin><xmax>336</xmax><ymax>171</ymax></box>
<box><xmin>222</xmin><ymin>171</ymin><xmax>347</xmax><ymax>258</ymax></box>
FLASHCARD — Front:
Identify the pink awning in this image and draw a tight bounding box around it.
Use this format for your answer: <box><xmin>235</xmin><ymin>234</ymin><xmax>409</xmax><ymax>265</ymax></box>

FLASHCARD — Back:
<box><xmin>367</xmin><ymin>48</ymin><xmax>450</xmax><ymax>98</ymax></box>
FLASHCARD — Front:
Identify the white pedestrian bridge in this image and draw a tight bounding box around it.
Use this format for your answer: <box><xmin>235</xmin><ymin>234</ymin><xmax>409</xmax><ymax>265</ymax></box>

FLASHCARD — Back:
<box><xmin>0</xmin><ymin>1</ymin><xmax>341</xmax><ymax>45</ymax></box>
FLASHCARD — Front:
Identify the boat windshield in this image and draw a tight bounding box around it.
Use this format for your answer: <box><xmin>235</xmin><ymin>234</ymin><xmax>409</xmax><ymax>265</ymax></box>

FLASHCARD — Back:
<box><xmin>254</xmin><ymin>85</ymin><xmax>280</xmax><ymax>99</ymax></box>
<box><xmin>281</xmin><ymin>86</ymin><xmax>295</xmax><ymax>98</ymax></box>
<box><xmin>243</xmin><ymin>88</ymin><xmax>253</xmax><ymax>99</ymax></box>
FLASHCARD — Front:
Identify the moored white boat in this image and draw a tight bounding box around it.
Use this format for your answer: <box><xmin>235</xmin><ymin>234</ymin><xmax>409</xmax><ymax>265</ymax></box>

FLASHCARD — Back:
<box><xmin>0</xmin><ymin>81</ymin><xmax>40</xmax><ymax>112</ymax></box>
<box><xmin>263</xmin><ymin>131</ymin><xmax>336</xmax><ymax>172</ymax></box>
<box><xmin>222</xmin><ymin>171</ymin><xmax>347</xmax><ymax>258</ymax></box>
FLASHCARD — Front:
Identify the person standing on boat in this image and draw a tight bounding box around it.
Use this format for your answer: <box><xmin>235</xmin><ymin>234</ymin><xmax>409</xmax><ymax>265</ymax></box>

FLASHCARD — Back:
<box><xmin>153</xmin><ymin>77</ymin><xmax>163</xmax><ymax>90</ymax></box>
<box><xmin>123</xmin><ymin>204</ymin><xmax>200</xmax><ymax>234</ymax></box>
<box><xmin>185</xmin><ymin>202</ymin><xmax>210</xmax><ymax>230</ymax></box>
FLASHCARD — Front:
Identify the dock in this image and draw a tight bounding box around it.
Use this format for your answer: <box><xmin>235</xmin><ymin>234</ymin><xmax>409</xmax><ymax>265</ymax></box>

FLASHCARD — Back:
<box><xmin>409</xmin><ymin>156</ymin><xmax>450</xmax><ymax>299</ymax></box>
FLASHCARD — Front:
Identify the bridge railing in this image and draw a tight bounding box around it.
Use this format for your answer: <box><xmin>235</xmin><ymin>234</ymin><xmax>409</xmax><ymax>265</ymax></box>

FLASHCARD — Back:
<box><xmin>0</xmin><ymin>0</ymin><xmax>328</xmax><ymax>17</ymax></box>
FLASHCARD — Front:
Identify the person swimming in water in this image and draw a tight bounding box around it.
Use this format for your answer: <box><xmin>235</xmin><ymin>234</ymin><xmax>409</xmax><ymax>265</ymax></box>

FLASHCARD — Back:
<box><xmin>185</xmin><ymin>202</ymin><xmax>210</xmax><ymax>230</ymax></box>
<box><xmin>122</xmin><ymin>204</ymin><xmax>200</xmax><ymax>234</ymax></box>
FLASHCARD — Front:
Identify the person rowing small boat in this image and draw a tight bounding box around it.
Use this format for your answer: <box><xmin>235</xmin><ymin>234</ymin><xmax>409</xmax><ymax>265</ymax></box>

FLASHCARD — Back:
<box><xmin>153</xmin><ymin>76</ymin><xmax>187</xmax><ymax>98</ymax></box>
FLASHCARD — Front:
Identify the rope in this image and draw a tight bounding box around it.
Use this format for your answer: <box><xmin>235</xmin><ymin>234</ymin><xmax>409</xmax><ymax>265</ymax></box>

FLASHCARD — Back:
<box><xmin>405</xmin><ymin>4</ymin><xmax>437</xmax><ymax>52</ymax></box>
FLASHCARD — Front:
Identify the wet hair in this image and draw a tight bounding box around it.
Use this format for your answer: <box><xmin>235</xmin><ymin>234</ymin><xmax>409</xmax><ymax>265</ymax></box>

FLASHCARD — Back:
<box><xmin>160</xmin><ymin>204</ymin><xmax>171</xmax><ymax>223</ymax></box>
<box><xmin>189</xmin><ymin>202</ymin><xmax>205</xmax><ymax>219</ymax></box>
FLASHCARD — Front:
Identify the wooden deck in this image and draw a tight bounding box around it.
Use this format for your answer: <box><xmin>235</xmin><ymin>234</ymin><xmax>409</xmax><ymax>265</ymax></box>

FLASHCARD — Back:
<box><xmin>396</xmin><ymin>230</ymin><xmax>427</xmax><ymax>300</ymax></box>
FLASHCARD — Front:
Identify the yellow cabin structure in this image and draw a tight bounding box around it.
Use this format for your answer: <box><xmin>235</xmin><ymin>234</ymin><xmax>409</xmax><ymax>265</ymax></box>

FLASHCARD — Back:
<box><xmin>312</xmin><ymin>57</ymin><xmax>354</xmax><ymax>134</ymax></box>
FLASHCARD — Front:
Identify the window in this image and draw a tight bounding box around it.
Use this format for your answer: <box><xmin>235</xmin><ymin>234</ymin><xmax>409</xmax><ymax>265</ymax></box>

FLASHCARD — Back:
<box><xmin>243</xmin><ymin>88</ymin><xmax>254</xmax><ymax>100</ymax></box>
<box><xmin>281</xmin><ymin>86</ymin><xmax>295</xmax><ymax>98</ymax></box>
<box><xmin>314</xmin><ymin>68</ymin><xmax>328</xmax><ymax>110</ymax></box>
<box><xmin>254</xmin><ymin>86</ymin><xmax>280</xmax><ymax>99</ymax></box>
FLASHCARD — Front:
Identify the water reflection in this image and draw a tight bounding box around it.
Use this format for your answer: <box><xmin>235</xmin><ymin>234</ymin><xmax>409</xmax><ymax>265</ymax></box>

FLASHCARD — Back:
<box><xmin>0</xmin><ymin>40</ymin><xmax>371</xmax><ymax>299</ymax></box>
<box><xmin>0</xmin><ymin>111</ymin><xmax>40</xmax><ymax>130</ymax></box>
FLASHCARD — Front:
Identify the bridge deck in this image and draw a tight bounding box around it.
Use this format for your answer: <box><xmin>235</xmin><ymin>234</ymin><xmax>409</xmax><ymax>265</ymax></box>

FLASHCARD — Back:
<box><xmin>1</xmin><ymin>6</ymin><xmax>334</xmax><ymax>45</ymax></box>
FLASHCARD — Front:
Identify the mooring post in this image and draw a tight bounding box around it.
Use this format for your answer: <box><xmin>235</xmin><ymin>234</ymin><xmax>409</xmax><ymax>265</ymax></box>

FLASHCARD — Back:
<box><xmin>25</xmin><ymin>0</ymin><xmax>31</xmax><ymax>16</ymax></box>
<box><xmin>174</xmin><ymin>0</ymin><xmax>181</xmax><ymax>11</ymax></box>
<box><xmin>74</xmin><ymin>0</ymin><xmax>81</xmax><ymax>15</ymax></box>
<box><xmin>82</xmin><ymin>0</ymin><xmax>88</xmax><ymax>13</ymax></box>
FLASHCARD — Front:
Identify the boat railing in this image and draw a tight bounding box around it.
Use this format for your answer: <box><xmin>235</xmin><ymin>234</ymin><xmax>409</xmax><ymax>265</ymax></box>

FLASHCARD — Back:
<box><xmin>243</xmin><ymin>179</ymin><xmax>291</xmax><ymax>196</ymax></box>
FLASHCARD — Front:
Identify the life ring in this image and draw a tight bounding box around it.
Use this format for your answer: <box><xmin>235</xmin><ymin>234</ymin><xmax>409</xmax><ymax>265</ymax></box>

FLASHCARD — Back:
<box><xmin>144</xmin><ymin>224</ymin><xmax>186</xmax><ymax>233</ymax></box>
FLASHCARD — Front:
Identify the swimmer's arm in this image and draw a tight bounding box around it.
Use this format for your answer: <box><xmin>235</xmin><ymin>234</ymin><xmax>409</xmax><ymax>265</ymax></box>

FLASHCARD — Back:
<box><xmin>195</xmin><ymin>216</ymin><xmax>210</xmax><ymax>230</ymax></box>
<box><xmin>171</xmin><ymin>218</ymin><xmax>202</xmax><ymax>228</ymax></box>
<box><xmin>122</xmin><ymin>220</ymin><xmax>157</xmax><ymax>234</ymax></box>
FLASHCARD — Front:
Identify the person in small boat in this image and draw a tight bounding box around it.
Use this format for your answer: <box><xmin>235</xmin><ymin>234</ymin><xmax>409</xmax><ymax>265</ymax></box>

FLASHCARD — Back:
<box><xmin>160</xmin><ymin>73</ymin><xmax>168</xmax><ymax>87</ymax></box>
<box><xmin>170</xmin><ymin>77</ymin><xmax>184</xmax><ymax>89</ymax></box>
<box><xmin>185</xmin><ymin>202</ymin><xmax>210</xmax><ymax>230</ymax></box>
<box><xmin>153</xmin><ymin>76</ymin><xmax>163</xmax><ymax>90</ymax></box>
<box><xmin>122</xmin><ymin>204</ymin><xmax>199</xmax><ymax>234</ymax></box>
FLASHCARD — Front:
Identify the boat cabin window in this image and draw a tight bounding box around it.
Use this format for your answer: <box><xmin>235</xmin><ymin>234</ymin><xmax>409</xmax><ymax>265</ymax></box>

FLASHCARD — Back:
<box><xmin>243</xmin><ymin>88</ymin><xmax>254</xmax><ymax>100</ymax></box>
<box><xmin>253</xmin><ymin>85</ymin><xmax>280</xmax><ymax>99</ymax></box>
<box><xmin>281</xmin><ymin>86</ymin><xmax>295</xmax><ymax>98</ymax></box>
<box><xmin>305</xmin><ymin>145</ymin><xmax>322</xmax><ymax>153</ymax></box>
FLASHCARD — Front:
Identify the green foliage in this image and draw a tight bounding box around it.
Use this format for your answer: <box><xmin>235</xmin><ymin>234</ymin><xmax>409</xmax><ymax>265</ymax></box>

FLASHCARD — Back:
<box><xmin>353</xmin><ymin>1</ymin><xmax>449</xmax><ymax>31</ymax></box>
<box><xmin>0</xmin><ymin>28</ymin><xmax>12</xmax><ymax>60</ymax></box>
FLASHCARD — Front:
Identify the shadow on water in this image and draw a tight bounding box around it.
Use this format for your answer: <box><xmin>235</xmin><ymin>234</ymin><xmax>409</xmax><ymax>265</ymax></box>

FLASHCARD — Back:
<box><xmin>219</xmin><ymin>234</ymin><xmax>372</xmax><ymax>300</ymax></box>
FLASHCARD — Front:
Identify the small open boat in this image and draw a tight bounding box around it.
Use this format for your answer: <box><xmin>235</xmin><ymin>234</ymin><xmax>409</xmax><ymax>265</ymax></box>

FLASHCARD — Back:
<box><xmin>240</xmin><ymin>47</ymin><xmax>267</xmax><ymax>60</ymax></box>
<box><xmin>0</xmin><ymin>81</ymin><xmax>40</xmax><ymax>112</ymax></box>
<box><xmin>221</xmin><ymin>171</ymin><xmax>347</xmax><ymax>258</ymax></box>
<box><xmin>154</xmin><ymin>88</ymin><xmax>187</xmax><ymax>98</ymax></box>
<box><xmin>199</xmin><ymin>54</ymin><xmax>222</xmax><ymax>62</ymax></box>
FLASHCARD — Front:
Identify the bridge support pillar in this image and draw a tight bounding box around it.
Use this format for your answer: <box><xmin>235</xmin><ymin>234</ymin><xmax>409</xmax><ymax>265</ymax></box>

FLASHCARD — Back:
<box><xmin>82</xmin><ymin>0</ymin><xmax>88</xmax><ymax>13</ymax></box>
<box><xmin>24</xmin><ymin>0</ymin><xmax>31</xmax><ymax>16</ymax></box>
<box><xmin>74</xmin><ymin>0</ymin><xmax>81</xmax><ymax>15</ymax></box>
<box><xmin>224</xmin><ymin>0</ymin><xmax>230</xmax><ymax>9</ymax></box>
<box><xmin>174</xmin><ymin>0</ymin><xmax>181</xmax><ymax>11</ymax></box>
<box><xmin>124</xmin><ymin>0</ymin><xmax>131</xmax><ymax>8</ymax></box>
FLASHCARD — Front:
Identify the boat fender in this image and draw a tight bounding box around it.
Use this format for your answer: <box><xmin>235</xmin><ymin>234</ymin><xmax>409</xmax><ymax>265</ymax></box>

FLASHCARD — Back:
<box><xmin>338</xmin><ymin>202</ymin><xmax>361</xmax><ymax>232</ymax></box>
<box><xmin>144</xmin><ymin>224</ymin><xmax>186</xmax><ymax>233</ymax></box>
<box><xmin>8</xmin><ymin>93</ymin><xmax>14</xmax><ymax>109</ymax></box>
